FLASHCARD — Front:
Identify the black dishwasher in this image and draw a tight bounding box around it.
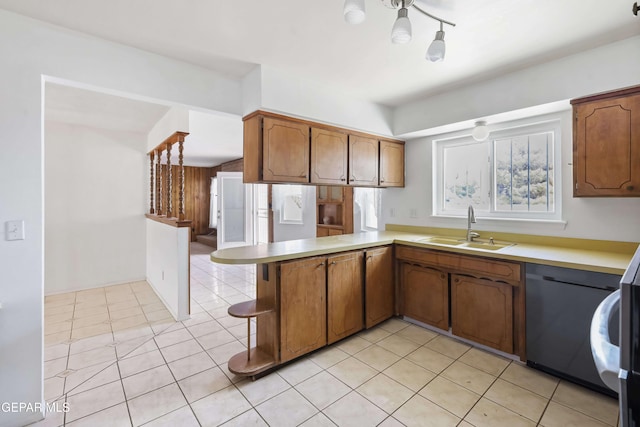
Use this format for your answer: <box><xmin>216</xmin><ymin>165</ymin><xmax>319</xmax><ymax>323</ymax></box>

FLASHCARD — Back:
<box><xmin>526</xmin><ymin>263</ymin><xmax>621</xmax><ymax>396</ymax></box>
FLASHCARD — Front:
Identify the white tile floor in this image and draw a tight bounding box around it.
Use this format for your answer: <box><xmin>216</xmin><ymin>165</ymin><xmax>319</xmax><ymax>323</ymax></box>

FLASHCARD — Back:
<box><xmin>34</xmin><ymin>242</ymin><xmax>620</xmax><ymax>427</ymax></box>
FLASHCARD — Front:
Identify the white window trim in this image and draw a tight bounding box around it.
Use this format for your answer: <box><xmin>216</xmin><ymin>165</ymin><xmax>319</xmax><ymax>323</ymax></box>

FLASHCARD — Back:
<box><xmin>433</xmin><ymin>115</ymin><xmax>563</xmax><ymax>222</ymax></box>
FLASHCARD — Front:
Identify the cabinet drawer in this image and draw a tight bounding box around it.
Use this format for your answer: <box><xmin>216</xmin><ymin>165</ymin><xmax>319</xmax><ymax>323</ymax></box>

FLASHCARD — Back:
<box><xmin>396</xmin><ymin>245</ymin><xmax>521</xmax><ymax>283</ymax></box>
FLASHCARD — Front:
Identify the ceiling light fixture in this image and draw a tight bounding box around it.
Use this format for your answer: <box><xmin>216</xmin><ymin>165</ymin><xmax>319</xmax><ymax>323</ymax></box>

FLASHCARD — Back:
<box><xmin>343</xmin><ymin>0</ymin><xmax>456</xmax><ymax>62</ymax></box>
<box><xmin>426</xmin><ymin>22</ymin><xmax>446</xmax><ymax>62</ymax></box>
<box><xmin>391</xmin><ymin>2</ymin><xmax>412</xmax><ymax>44</ymax></box>
<box><xmin>344</xmin><ymin>0</ymin><xmax>366</xmax><ymax>24</ymax></box>
<box><xmin>472</xmin><ymin>121</ymin><xmax>490</xmax><ymax>142</ymax></box>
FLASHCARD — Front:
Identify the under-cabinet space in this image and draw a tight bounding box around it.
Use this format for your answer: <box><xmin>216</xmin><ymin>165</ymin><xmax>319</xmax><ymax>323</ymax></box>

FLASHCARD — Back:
<box><xmin>316</xmin><ymin>186</ymin><xmax>353</xmax><ymax>236</ymax></box>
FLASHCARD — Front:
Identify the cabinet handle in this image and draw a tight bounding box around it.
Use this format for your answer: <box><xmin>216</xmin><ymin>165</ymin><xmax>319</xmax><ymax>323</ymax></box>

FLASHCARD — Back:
<box><xmin>627</xmin><ymin>186</ymin><xmax>635</xmax><ymax>191</ymax></box>
<box><xmin>317</xmin><ymin>262</ymin><xmax>325</xmax><ymax>268</ymax></box>
<box><xmin>330</xmin><ymin>261</ymin><xmax>337</xmax><ymax>265</ymax></box>
<box><xmin>340</xmin><ymin>178</ymin><xmax>346</xmax><ymax>181</ymax></box>
<box><xmin>300</xmin><ymin>173</ymin><xmax>307</xmax><ymax>178</ymax></box>
<box><xmin>380</xmin><ymin>179</ymin><xmax>385</xmax><ymax>183</ymax></box>
<box><xmin>367</xmin><ymin>255</ymin><xmax>373</xmax><ymax>260</ymax></box>
<box><xmin>454</xmin><ymin>278</ymin><xmax>459</xmax><ymax>283</ymax></box>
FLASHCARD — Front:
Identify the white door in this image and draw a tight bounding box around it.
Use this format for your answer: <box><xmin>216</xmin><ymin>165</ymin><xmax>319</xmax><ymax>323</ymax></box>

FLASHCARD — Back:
<box><xmin>217</xmin><ymin>172</ymin><xmax>253</xmax><ymax>249</ymax></box>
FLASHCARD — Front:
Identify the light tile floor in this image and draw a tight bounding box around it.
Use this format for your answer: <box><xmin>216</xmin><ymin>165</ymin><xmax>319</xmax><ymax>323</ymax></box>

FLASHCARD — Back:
<box><xmin>34</xmin><ymin>242</ymin><xmax>620</xmax><ymax>427</ymax></box>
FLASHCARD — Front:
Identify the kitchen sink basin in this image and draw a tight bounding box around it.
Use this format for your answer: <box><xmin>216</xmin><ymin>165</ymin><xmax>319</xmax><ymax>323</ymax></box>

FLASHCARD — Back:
<box><xmin>419</xmin><ymin>236</ymin><xmax>462</xmax><ymax>245</ymax></box>
<box><xmin>459</xmin><ymin>241</ymin><xmax>514</xmax><ymax>251</ymax></box>
<box><xmin>418</xmin><ymin>236</ymin><xmax>515</xmax><ymax>251</ymax></box>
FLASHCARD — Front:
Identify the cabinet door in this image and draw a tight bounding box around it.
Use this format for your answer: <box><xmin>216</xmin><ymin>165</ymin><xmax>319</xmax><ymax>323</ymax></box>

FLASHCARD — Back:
<box><xmin>327</xmin><ymin>252</ymin><xmax>364</xmax><ymax>344</ymax></box>
<box><xmin>379</xmin><ymin>141</ymin><xmax>405</xmax><ymax>187</ymax></box>
<box><xmin>311</xmin><ymin>128</ymin><xmax>348</xmax><ymax>184</ymax></box>
<box><xmin>364</xmin><ymin>246</ymin><xmax>394</xmax><ymax>328</ymax></box>
<box><xmin>263</xmin><ymin>117</ymin><xmax>310</xmax><ymax>183</ymax></box>
<box><xmin>349</xmin><ymin>135</ymin><xmax>379</xmax><ymax>186</ymax></box>
<box><xmin>574</xmin><ymin>93</ymin><xmax>640</xmax><ymax>196</ymax></box>
<box><xmin>401</xmin><ymin>263</ymin><xmax>448</xmax><ymax>330</ymax></box>
<box><xmin>451</xmin><ymin>274</ymin><xmax>513</xmax><ymax>353</ymax></box>
<box><xmin>280</xmin><ymin>257</ymin><xmax>327</xmax><ymax>362</ymax></box>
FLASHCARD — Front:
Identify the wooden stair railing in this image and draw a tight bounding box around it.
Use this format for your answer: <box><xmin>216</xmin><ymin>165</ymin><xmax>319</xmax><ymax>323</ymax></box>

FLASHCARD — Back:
<box><xmin>146</xmin><ymin>131</ymin><xmax>191</xmax><ymax>228</ymax></box>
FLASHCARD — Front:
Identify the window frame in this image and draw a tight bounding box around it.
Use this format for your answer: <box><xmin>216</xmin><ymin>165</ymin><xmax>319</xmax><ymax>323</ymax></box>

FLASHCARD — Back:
<box><xmin>433</xmin><ymin>118</ymin><xmax>563</xmax><ymax>221</ymax></box>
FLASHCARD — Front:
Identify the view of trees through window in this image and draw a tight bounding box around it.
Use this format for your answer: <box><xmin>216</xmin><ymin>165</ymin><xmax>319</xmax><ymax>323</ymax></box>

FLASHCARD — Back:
<box><xmin>440</xmin><ymin>128</ymin><xmax>555</xmax><ymax>216</ymax></box>
<box><xmin>494</xmin><ymin>132</ymin><xmax>554</xmax><ymax>212</ymax></box>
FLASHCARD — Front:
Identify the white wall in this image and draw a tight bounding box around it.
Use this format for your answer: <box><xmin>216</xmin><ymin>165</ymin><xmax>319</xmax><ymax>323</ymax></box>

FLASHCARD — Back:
<box><xmin>45</xmin><ymin>122</ymin><xmax>147</xmax><ymax>294</ymax></box>
<box><xmin>147</xmin><ymin>107</ymin><xmax>189</xmax><ymax>152</ymax></box>
<box><xmin>256</xmin><ymin>65</ymin><xmax>395</xmax><ymax>137</ymax></box>
<box><xmin>146</xmin><ymin>220</ymin><xmax>190</xmax><ymax>321</ymax></box>
<box><xmin>383</xmin><ymin>110</ymin><xmax>640</xmax><ymax>242</ymax></box>
<box><xmin>0</xmin><ymin>10</ymin><xmax>241</xmax><ymax>427</ymax></box>
<box><xmin>272</xmin><ymin>185</ymin><xmax>317</xmax><ymax>242</ymax></box>
<box><xmin>394</xmin><ymin>36</ymin><xmax>640</xmax><ymax>136</ymax></box>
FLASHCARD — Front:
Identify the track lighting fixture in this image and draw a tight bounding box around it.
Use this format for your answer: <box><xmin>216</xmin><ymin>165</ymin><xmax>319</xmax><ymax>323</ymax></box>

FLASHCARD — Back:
<box><xmin>343</xmin><ymin>0</ymin><xmax>456</xmax><ymax>62</ymax></box>
<box><xmin>426</xmin><ymin>21</ymin><xmax>446</xmax><ymax>62</ymax></box>
<box><xmin>391</xmin><ymin>3</ymin><xmax>412</xmax><ymax>44</ymax></box>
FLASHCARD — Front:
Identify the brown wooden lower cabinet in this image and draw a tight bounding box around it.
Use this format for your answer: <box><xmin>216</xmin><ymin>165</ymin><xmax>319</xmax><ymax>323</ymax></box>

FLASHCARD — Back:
<box><xmin>364</xmin><ymin>246</ymin><xmax>394</xmax><ymax>328</ymax></box>
<box><xmin>327</xmin><ymin>251</ymin><xmax>364</xmax><ymax>344</ymax></box>
<box><xmin>228</xmin><ymin>244</ymin><xmax>525</xmax><ymax>378</ymax></box>
<box><xmin>279</xmin><ymin>256</ymin><xmax>327</xmax><ymax>362</ymax></box>
<box><xmin>400</xmin><ymin>262</ymin><xmax>449</xmax><ymax>331</ymax></box>
<box><xmin>451</xmin><ymin>274</ymin><xmax>514</xmax><ymax>353</ymax></box>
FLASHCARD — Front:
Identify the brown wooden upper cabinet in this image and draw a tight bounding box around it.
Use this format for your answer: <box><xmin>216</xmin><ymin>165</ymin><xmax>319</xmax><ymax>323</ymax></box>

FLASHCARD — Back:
<box><xmin>571</xmin><ymin>85</ymin><xmax>640</xmax><ymax>197</ymax></box>
<box><xmin>349</xmin><ymin>135</ymin><xmax>379</xmax><ymax>186</ymax></box>
<box><xmin>380</xmin><ymin>140</ymin><xmax>405</xmax><ymax>187</ymax></box>
<box><xmin>311</xmin><ymin>128</ymin><xmax>348</xmax><ymax>185</ymax></box>
<box><xmin>243</xmin><ymin>111</ymin><xmax>404</xmax><ymax>187</ymax></box>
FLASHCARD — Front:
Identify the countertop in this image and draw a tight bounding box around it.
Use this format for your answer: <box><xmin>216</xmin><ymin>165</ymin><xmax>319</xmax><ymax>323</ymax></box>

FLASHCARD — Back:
<box><xmin>211</xmin><ymin>229</ymin><xmax>638</xmax><ymax>275</ymax></box>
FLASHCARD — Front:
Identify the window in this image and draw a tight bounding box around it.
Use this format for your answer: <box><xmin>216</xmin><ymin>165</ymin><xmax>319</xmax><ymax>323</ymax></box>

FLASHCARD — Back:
<box><xmin>434</xmin><ymin>119</ymin><xmax>561</xmax><ymax>221</ymax></box>
<box><xmin>354</xmin><ymin>187</ymin><xmax>381</xmax><ymax>231</ymax></box>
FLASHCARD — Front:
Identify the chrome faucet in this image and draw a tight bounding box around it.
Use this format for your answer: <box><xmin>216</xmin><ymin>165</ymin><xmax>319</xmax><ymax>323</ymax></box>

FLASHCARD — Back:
<box><xmin>467</xmin><ymin>205</ymin><xmax>480</xmax><ymax>242</ymax></box>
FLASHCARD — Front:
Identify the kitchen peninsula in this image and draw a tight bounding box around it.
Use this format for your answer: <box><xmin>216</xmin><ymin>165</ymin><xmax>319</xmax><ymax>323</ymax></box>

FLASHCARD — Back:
<box><xmin>211</xmin><ymin>227</ymin><xmax>637</xmax><ymax>378</ymax></box>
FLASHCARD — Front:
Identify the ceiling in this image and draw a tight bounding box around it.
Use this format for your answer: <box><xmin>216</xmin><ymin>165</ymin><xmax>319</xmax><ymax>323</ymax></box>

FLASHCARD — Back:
<box><xmin>1</xmin><ymin>0</ymin><xmax>638</xmax><ymax>107</ymax></box>
<box><xmin>45</xmin><ymin>83</ymin><xmax>243</xmax><ymax>167</ymax></box>
<box><xmin>45</xmin><ymin>83</ymin><xmax>170</xmax><ymax>134</ymax></box>
<box><xmin>18</xmin><ymin>0</ymin><xmax>640</xmax><ymax>167</ymax></box>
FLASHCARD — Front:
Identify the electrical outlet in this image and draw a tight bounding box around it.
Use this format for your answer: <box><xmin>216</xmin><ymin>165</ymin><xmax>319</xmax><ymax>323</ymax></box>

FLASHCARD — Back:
<box><xmin>389</xmin><ymin>208</ymin><xmax>396</xmax><ymax>217</ymax></box>
<box><xmin>5</xmin><ymin>220</ymin><xmax>25</xmax><ymax>241</ymax></box>
<box><xmin>410</xmin><ymin>208</ymin><xmax>418</xmax><ymax>218</ymax></box>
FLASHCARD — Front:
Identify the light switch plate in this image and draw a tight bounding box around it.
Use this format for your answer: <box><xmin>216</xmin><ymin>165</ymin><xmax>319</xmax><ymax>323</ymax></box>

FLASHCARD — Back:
<box><xmin>6</xmin><ymin>220</ymin><xmax>25</xmax><ymax>241</ymax></box>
